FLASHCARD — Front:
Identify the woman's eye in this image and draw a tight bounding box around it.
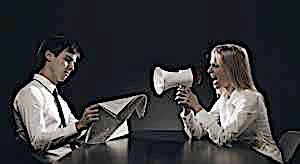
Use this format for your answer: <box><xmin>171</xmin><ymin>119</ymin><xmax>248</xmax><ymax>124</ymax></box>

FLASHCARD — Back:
<box><xmin>211</xmin><ymin>64</ymin><xmax>219</xmax><ymax>68</ymax></box>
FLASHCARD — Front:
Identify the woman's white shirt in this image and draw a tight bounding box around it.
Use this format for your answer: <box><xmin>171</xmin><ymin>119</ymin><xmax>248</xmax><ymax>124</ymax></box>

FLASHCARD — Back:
<box><xmin>180</xmin><ymin>89</ymin><xmax>283</xmax><ymax>163</ymax></box>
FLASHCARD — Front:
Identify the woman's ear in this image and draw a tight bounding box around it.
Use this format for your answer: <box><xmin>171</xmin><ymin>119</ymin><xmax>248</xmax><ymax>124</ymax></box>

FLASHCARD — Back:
<box><xmin>45</xmin><ymin>50</ymin><xmax>55</xmax><ymax>62</ymax></box>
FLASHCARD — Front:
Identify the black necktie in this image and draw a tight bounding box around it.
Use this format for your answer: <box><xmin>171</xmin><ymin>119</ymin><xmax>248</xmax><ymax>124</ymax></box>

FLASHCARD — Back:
<box><xmin>52</xmin><ymin>89</ymin><xmax>67</xmax><ymax>128</ymax></box>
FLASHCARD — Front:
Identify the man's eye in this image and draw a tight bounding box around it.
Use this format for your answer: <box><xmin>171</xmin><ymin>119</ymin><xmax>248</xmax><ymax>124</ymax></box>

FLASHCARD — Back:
<box><xmin>65</xmin><ymin>58</ymin><xmax>72</xmax><ymax>63</ymax></box>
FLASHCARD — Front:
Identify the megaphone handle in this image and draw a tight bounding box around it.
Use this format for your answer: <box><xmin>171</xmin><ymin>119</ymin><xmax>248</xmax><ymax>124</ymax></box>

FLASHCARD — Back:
<box><xmin>176</xmin><ymin>84</ymin><xmax>191</xmax><ymax>115</ymax></box>
<box><xmin>178</xmin><ymin>84</ymin><xmax>189</xmax><ymax>89</ymax></box>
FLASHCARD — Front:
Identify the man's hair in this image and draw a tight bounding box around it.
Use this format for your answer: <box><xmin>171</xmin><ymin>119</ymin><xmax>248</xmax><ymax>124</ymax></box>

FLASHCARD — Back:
<box><xmin>211</xmin><ymin>43</ymin><xmax>256</xmax><ymax>96</ymax></box>
<box><xmin>34</xmin><ymin>34</ymin><xmax>82</xmax><ymax>71</ymax></box>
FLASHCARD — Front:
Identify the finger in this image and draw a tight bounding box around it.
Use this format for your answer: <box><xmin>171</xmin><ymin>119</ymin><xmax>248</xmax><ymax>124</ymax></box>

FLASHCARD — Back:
<box><xmin>86</xmin><ymin>108</ymin><xmax>100</xmax><ymax>114</ymax></box>
<box><xmin>87</xmin><ymin>113</ymin><xmax>100</xmax><ymax>119</ymax></box>
<box><xmin>178</xmin><ymin>84</ymin><xmax>185</xmax><ymax>89</ymax></box>
<box><xmin>178</xmin><ymin>86</ymin><xmax>186</xmax><ymax>92</ymax></box>
<box><xmin>175</xmin><ymin>94</ymin><xmax>188</xmax><ymax>102</ymax></box>
<box><xmin>86</xmin><ymin>103</ymin><xmax>101</xmax><ymax>110</ymax></box>
<box><xmin>89</xmin><ymin>118</ymin><xmax>99</xmax><ymax>122</ymax></box>
<box><xmin>176</xmin><ymin>90</ymin><xmax>188</xmax><ymax>96</ymax></box>
<box><xmin>185</xmin><ymin>87</ymin><xmax>192</xmax><ymax>93</ymax></box>
<box><xmin>176</xmin><ymin>90</ymin><xmax>184</xmax><ymax>95</ymax></box>
<box><xmin>84</xmin><ymin>110</ymin><xmax>99</xmax><ymax>117</ymax></box>
<box><xmin>176</xmin><ymin>96</ymin><xmax>189</xmax><ymax>103</ymax></box>
<box><xmin>175</xmin><ymin>95</ymin><xmax>185</xmax><ymax>101</ymax></box>
<box><xmin>179</xmin><ymin>86</ymin><xmax>193</xmax><ymax>93</ymax></box>
<box><xmin>90</xmin><ymin>108</ymin><xmax>100</xmax><ymax>112</ymax></box>
<box><xmin>177</xmin><ymin>89</ymin><xmax>189</xmax><ymax>94</ymax></box>
<box><xmin>177</xmin><ymin>99</ymin><xmax>188</xmax><ymax>105</ymax></box>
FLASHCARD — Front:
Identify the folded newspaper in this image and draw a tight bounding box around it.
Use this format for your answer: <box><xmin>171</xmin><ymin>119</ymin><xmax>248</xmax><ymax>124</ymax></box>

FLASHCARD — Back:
<box><xmin>84</xmin><ymin>94</ymin><xmax>148</xmax><ymax>144</ymax></box>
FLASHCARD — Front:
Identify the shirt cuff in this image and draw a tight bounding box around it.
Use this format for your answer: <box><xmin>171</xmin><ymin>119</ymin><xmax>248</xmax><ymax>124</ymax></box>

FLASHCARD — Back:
<box><xmin>62</xmin><ymin>122</ymin><xmax>78</xmax><ymax>138</ymax></box>
<box><xmin>180</xmin><ymin>109</ymin><xmax>194</xmax><ymax>120</ymax></box>
<box><xmin>179</xmin><ymin>109</ymin><xmax>193</xmax><ymax>139</ymax></box>
<box><xmin>55</xmin><ymin>123</ymin><xmax>78</xmax><ymax>142</ymax></box>
<box><xmin>195</xmin><ymin>110</ymin><xmax>215</xmax><ymax>129</ymax></box>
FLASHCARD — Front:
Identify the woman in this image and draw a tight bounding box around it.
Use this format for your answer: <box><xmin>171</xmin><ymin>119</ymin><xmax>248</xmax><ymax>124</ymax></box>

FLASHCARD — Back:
<box><xmin>175</xmin><ymin>44</ymin><xmax>283</xmax><ymax>163</ymax></box>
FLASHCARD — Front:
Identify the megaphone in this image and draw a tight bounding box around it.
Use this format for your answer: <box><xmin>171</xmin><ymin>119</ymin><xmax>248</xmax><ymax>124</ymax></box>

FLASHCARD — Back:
<box><xmin>153</xmin><ymin>67</ymin><xmax>194</xmax><ymax>95</ymax></box>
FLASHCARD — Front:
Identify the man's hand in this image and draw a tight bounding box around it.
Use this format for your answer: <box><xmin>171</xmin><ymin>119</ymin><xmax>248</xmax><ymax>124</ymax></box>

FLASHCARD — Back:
<box><xmin>174</xmin><ymin>85</ymin><xmax>203</xmax><ymax>113</ymax></box>
<box><xmin>76</xmin><ymin>104</ymin><xmax>100</xmax><ymax>131</ymax></box>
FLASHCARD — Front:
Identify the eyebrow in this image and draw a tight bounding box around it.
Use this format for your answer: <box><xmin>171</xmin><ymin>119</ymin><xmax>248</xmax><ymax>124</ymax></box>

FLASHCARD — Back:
<box><xmin>65</xmin><ymin>55</ymin><xmax>73</xmax><ymax>60</ymax></box>
<box><xmin>65</xmin><ymin>54</ymin><xmax>77</xmax><ymax>63</ymax></box>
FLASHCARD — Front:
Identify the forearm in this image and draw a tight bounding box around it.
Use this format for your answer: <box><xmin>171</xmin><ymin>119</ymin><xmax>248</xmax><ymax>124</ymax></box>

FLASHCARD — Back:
<box><xmin>195</xmin><ymin>109</ymin><xmax>256</xmax><ymax>147</ymax></box>
<box><xmin>207</xmin><ymin>124</ymin><xmax>233</xmax><ymax>147</ymax></box>
<box><xmin>180</xmin><ymin>109</ymin><xmax>206</xmax><ymax>139</ymax></box>
<box><xmin>70</xmin><ymin>123</ymin><xmax>87</xmax><ymax>142</ymax></box>
<box><xmin>195</xmin><ymin>109</ymin><xmax>234</xmax><ymax>146</ymax></box>
<box><xmin>29</xmin><ymin>122</ymin><xmax>78</xmax><ymax>151</ymax></box>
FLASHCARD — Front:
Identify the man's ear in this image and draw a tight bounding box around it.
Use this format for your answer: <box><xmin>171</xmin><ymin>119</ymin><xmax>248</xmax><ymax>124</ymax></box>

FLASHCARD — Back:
<box><xmin>45</xmin><ymin>50</ymin><xmax>55</xmax><ymax>62</ymax></box>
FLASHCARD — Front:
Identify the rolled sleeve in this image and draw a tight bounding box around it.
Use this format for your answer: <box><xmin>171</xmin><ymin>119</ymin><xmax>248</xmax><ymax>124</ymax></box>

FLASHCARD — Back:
<box><xmin>180</xmin><ymin>108</ymin><xmax>205</xmax><ymax>140</ymax></box>
<box><xmin>195</xmin><ymin>110</ymin><xmax>216</xmax><ymax>129</ymax></box>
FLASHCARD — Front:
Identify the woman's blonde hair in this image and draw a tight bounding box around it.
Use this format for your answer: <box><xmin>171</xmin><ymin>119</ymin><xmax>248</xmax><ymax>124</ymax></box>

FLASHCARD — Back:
<box><xmin>211</xmin><ymin>44</ymin><xmax>257</xmax><ymax>96</ymax></box>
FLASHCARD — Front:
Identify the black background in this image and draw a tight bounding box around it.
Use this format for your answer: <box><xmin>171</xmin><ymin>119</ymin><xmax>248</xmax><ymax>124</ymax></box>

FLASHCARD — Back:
<box><xmin>1</xmin><ymin>1</ymin><xmax>299</xmax><ymax>163</ymax></box>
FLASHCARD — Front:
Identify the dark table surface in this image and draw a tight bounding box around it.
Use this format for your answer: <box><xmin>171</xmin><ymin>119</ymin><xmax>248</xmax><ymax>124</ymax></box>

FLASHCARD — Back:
<box><xmin>57</xmin><ymin>131</ymin><xmax>279</xmax><ymax>164</ymax></box>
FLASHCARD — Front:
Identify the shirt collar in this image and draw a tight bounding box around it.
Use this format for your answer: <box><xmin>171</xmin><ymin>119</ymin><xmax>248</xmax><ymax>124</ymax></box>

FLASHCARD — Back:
<box><xmin>225</xmin><ymin>89</ymin><xmax>240</xmax><ymax>105</ymax></box>
<box><xmin>226</xmin><ymin>89</ymin><xmax>256</xmax><ymax>105</ymax></box>
<box><xmin>33</xmin><ymin>74</ymin><xmax>56</xmax><ymax>93</ymax></box>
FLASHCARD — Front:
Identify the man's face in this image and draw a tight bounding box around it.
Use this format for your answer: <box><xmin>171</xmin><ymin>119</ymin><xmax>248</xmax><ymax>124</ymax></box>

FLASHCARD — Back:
<box><xmin>48</xmin><ymin>48</ymin><xmax>79</xmax><ymax>82</ymax></box>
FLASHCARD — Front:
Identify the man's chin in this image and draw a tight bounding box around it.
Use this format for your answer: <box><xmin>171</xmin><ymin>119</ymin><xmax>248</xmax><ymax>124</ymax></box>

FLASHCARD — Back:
<box><xmin>58</xmin><ymin>77</ymin><xmax>67</xmax><ymax>82</ymax></box>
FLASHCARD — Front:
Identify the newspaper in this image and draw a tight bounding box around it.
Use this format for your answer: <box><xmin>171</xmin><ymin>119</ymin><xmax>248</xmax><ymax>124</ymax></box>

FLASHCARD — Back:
<box><xmin>84</xmin><ymin>94</ymin><xmax>147</xmax><ymax>144</ymax></box>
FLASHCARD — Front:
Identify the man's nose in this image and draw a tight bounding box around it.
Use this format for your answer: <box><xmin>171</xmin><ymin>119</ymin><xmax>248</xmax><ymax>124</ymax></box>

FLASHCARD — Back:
<box><xmin>67</xmin><ymin>62</ymin><xmax>75</xmax><ymax>71</ymax></box>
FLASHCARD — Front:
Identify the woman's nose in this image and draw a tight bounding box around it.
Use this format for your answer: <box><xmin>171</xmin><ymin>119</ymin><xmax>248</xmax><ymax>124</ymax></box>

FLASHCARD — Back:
<box><xmin>207</xmin><ymin>66</ymin><xmax>212</xmax><ymax>74</ymax></box>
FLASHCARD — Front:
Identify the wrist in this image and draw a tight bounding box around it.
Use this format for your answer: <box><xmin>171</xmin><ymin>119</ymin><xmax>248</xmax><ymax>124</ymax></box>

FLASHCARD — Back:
<box><xmin>193</xmin><ymin>104</ymin><xmax>203</xmax><ymax>113</ymax></box>
<box><xmin>184</xmin><ymin>108</ymin><xmax>191</xmax><ymax>116</ymax></box>
<box><xmin>75</xmin><ymin>122</ymin><xmax>84</xmax><ymax>132</ymax></box>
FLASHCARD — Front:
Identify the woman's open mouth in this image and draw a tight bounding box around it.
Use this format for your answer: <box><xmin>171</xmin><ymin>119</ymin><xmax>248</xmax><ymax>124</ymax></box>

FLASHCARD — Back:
<box><xmin>211</xmin><ymin>76</ymin><xmax>219</xmax><ymax>88</ymax></box>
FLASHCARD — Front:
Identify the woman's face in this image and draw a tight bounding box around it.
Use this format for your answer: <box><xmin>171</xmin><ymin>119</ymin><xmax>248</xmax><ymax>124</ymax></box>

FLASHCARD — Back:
<box><xmin>207</xmin><ymin>54</ymin><xmax>231</xmax><ymax>89</ymax></box>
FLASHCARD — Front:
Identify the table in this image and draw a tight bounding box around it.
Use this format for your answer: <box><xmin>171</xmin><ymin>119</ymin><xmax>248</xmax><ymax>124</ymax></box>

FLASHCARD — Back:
<box><xmin>57</xmin><ymin>131</ymin><xmax>276</xmax><ymax>164</ymax></box>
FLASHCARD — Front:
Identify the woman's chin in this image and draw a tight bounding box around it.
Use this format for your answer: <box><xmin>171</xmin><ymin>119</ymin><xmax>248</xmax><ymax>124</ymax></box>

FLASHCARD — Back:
<box><xmin>213</xmin><ymin>84</ymin><xmax>220</xmax><ymax>89</ymax></box>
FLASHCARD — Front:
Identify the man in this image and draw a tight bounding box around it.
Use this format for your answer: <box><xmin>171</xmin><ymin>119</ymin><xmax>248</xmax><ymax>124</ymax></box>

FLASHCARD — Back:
<box><xmin>11</xmin><ymin>34</ymin><xmax>100</xmax><ymax>163</ymax></box>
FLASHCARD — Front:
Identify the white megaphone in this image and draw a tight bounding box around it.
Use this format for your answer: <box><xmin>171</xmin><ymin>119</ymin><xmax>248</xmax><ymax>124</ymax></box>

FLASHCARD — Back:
<box><xmin>153</xmin><ymin>67</ymin><xmax>194</xmax><ymax>95</ymax></box>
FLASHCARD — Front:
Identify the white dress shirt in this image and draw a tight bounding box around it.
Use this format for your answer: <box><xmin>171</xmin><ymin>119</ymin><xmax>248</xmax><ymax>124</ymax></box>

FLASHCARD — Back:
<box><xmin>180</xmin><ymin>89</ymin><xmax>283</xmax><ymax>163</ymax></box>
<box><xmin>13</xmin><ymin>74</ymin><xmax>81</xmax><ymax>162</ymax></box>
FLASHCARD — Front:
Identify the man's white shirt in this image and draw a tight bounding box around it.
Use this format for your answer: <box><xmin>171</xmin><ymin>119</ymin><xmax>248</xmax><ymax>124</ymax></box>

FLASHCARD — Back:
<box><xmin>14</xmin><ymin>74</ymin><xmax>81</xmax><ymax>161</ymax></box>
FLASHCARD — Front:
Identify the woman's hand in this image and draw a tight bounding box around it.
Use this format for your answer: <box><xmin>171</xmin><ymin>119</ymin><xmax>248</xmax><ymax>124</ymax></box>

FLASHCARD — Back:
<box><xmin>174</xmin><ymin>85</ymin><xmax>203</xmax><ymax>113</ymax></box>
